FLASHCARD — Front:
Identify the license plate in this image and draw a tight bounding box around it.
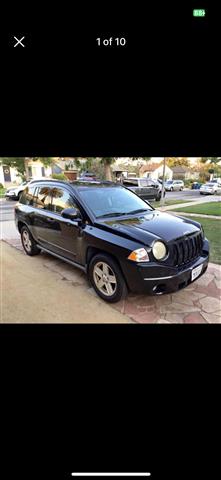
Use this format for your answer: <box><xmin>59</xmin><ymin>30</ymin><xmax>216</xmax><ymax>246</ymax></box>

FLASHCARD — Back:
<box><xmin>191</xmin><ymin>264</ymin><xmax>203</xmax><ymax>281</ymax></box>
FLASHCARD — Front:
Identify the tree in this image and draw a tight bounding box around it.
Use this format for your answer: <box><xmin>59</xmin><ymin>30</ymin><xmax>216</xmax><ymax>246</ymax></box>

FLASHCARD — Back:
<box><xmin>99</xmin><ymin>157</ymin><xmax>114</xmax><ymax>181</ymax></box>
<box><xmin>200</xmin><ymin>157</ymin><xmax>221</xmax><ymax>180</ymax></box>
<box><xmin>166</xmin><ymin>157</ymin><xmax>189</xmax><ymax>167</ymax></box>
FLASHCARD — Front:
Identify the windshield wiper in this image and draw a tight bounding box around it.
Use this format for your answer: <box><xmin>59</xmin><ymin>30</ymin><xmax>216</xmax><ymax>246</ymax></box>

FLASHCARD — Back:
<box><xmin>127</xmin><ymin>208</ymin><xmax>151</xmax><ymax>215</ymax></box>
<box><xmin>97</xmin><ymin>212</ymin><xmax>128</xmax><ymax>218</ymax></box>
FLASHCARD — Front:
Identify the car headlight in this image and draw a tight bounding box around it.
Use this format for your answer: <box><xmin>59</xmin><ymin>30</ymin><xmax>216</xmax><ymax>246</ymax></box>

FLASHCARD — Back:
<box><xmin>152</xmin><ymin>241</ymin><xmax>167</xmax><ymax>260</ymax></box>
<box><xmin>128</xmin><ymin>248</ymin><xmax>149</xmax><ymax>262</ymax></box>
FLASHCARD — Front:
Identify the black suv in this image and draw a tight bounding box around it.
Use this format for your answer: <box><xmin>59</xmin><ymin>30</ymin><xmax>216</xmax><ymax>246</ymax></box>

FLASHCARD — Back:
<box><xmin>122</xmin><ymin>177</ymin><xmax>161</xmax><ymax>201</ymax></box>
<box><xmin>15</xmin><ymin>180</ymin><xmax>209</xmax><ymax>303</ymax></box>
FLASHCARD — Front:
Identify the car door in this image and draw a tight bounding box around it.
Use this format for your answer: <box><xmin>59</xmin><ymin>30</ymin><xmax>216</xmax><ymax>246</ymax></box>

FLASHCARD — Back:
<box><xmin>48</xmin><ymin>186</ymin><xmax>83</xmax><ymax>262</ymax></box>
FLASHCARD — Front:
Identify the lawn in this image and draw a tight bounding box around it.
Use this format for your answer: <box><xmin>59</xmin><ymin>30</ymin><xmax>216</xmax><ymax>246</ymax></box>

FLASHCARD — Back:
<box><xmin>187</xmin><ymin>217</ymin><xmax>221</xmax><ymax>264</ymax></box>
<box><xmin>173</xmin><ymin>202</ymin><xmax>221</xmax><ymax>216</ymax></box>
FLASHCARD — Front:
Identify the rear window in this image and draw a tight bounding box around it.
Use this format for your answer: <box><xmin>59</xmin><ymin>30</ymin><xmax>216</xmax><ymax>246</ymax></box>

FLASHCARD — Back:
<box><xmin>19</xmin><ymin>186</ymin><xmax>36</xmax><ymax>205</ymax></box>
<box><xmin>139</xmin><ymin>179</ymin><xmax>152</xmax><ymax>187</ymax></box>
<box><xmin>123</xmin><ymin>179</ymin><xmax>138</xmax><ymax>186</ymax></box>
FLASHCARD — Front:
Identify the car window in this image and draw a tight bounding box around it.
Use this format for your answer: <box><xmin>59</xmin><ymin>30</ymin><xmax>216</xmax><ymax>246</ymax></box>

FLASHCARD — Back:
<box><xmin>20</xmin><ymin>186</ymin><xmax>36</xmax><ymax>205</ymax></box>
<box><xmin>139</xmin><ymin>179</ymin><xmax>154</xmax><ymax>187</ymax></box>
<box><xmin>51</xmin><ymin>187</ymin><xmax>77</xmax><ymax>214</ymax></box>
<box><xmin>123</xmin><ymin>179</ymin><xmax>139</xmax><ymax>186</ymax></box>
<box><xmin>34</xmin><ymin>186</ymin><xmax>52</xmax><ymax>210</ymax></box>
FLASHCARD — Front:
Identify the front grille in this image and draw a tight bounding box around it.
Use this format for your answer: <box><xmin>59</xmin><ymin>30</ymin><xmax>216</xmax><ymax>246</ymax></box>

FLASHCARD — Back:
<box><xmin>171</xmin><ymin>231</ymin><xmax>204</xmax><ymax>266</ymax></box>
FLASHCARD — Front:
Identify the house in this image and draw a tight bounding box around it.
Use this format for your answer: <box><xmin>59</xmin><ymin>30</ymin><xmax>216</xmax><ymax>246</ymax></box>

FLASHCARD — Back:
<box><xmin>0</xmin><ymin>164</ymin><xmax>21</xmax><ymax>187</ymax></box>
<box><xmin>139</xmin><ymin>163</ymin><xmax>173</xmax><ymax>181</ymax></box>
<box><xmin>171</xmin><ymin>166</ymin><xmax>199</xmax><ymax>180</ymax></box>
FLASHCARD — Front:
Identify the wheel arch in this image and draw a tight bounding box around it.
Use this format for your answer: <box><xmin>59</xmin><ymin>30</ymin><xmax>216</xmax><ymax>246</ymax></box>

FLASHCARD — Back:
<box><xmin>86</xmin><ymin>246</ymin><xmax>130</xmax><ymax>290</ymax></box>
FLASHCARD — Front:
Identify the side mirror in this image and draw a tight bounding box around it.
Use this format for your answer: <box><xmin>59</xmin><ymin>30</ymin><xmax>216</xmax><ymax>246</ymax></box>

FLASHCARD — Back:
<box><xmin>61</xmin><ymin>207</ymin><xmax>81</xmax><ymax>222</ymax></box>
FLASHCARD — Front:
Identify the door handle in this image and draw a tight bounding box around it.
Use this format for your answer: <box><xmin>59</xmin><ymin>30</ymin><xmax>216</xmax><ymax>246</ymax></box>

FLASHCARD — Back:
<box><xmin>46</xmin><ymin>217</ymin><xmax>54</xmax><ymax>222</ymax></box>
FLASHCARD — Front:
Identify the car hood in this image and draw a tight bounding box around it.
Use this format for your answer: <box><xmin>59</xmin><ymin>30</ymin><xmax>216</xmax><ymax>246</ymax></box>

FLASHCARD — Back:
<box><xmin>97</xmin><ymin>210</ymin><xmax>201</xmax><ymax>244</ymax></box>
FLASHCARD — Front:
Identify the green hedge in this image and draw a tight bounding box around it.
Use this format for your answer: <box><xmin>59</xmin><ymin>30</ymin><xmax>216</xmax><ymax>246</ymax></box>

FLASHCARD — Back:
<box><xmin>51</xmin><ymin>173</ymin><xmax>68</xmax><ymax>181</ymax></box>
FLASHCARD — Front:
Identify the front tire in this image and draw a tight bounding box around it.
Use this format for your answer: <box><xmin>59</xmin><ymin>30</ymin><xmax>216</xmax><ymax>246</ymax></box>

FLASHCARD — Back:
<box><xmin>89</xmin><ymin>253</ymin><xmax>128</xmax><ymax>303</ymax></box>
<box><xmin>21</xmin><ymin>226</ymin><xmax>41</xmax><ymax>256</ymax></box>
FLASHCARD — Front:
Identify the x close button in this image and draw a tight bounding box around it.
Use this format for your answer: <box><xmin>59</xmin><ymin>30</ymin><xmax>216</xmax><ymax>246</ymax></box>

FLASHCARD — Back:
<box><xmin>13</xmin><ymin>35</ymin><xmax>25</xmax><ymax>47</ymax></box>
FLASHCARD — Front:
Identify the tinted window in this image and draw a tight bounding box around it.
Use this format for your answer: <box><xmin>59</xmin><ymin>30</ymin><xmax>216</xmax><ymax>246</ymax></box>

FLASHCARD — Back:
<box><xmin>51</xmin><ymin>187</ymin><xmax>77</xmax><ymax>213</ymax></box>
<box><xmin>34</xmin><ymin>186</ymin><xmax>52</xmax><ymax>210</ymax></box>
<box><xmin>20</xmin><ymin>186</ymin><xmax>36</xmax><ymax>205</ymax></box>
<box><xmin>123</xmin><ymin>179</ymin><xmax>139</xmax><ymax>186</ymax></box>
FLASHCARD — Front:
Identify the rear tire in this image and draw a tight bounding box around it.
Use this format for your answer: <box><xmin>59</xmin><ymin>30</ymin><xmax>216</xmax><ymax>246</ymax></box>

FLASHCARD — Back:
<box><xmin>21</xmin><ymin>226</ymin><xmax>41</xmax><ymax>256</ymax></box>
<box><xmin>89</xmin><ymin>253</ymin><xmax>128</xmax><ymax>303</ymax></box>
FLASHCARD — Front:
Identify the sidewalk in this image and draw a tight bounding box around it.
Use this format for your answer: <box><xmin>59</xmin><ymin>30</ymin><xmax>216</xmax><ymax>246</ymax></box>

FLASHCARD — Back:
<box><xmin>164</xmin><ymin>212</ymin><xmax>221</xmax><ymax>220</ymax></box>
<box><xmin>159</xmin><ymin>196</ymin><xmax>221</xmax><ymax>211</ymax></box>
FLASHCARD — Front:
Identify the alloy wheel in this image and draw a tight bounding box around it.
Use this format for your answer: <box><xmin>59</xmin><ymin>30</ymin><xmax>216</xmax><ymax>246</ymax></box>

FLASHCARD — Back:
<box><xmin>93</xmin><ymin>261</ymin><xmax>117</xmax><ymax>296</ymax></box>
<box><xmin>22</xmin><ymin>230</ymin><xmax>32</xmax><ymax>252</ymax></box>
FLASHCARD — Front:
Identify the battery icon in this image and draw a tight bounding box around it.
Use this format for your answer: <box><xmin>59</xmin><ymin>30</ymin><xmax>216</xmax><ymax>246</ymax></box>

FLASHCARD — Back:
<box><xmin>193</xmin><ymin>9</ymin><xmax>206</xmax><ymax>17</ymax></box>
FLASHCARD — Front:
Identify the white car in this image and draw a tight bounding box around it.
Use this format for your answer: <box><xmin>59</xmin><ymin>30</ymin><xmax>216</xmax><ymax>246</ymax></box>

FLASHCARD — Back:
<box><xmin>5</xmin><ymin>178</ymin><xmax>49</xmax><ymax>200</ymax></box>
<box><xmin>200</xmin><ymin>182</ymin><xmax>221</xmax><ymax>195</ymax></box>
<box><xmin>5</xmin><ymin>181</ymin><xmax>29</xmax><ymax>200</ymax></box>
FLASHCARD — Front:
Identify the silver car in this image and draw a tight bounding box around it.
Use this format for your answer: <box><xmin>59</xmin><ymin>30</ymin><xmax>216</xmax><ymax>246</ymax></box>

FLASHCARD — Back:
<box><xmin>200</xmin><ymin>182</ymin><xmax>221</xmax><ymax>195</ymax></box>
<box><xmin>164</xmin><ymin>180</ymin><xmax>184</xmax><ymax>191</ymax></box>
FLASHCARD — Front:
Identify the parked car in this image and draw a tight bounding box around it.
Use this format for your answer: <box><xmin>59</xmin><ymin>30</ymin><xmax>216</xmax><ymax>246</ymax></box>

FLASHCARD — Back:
<box><xmin>5</xmin><ymin>178</ymin><xmax>49</xmax><ymax>200</ymax></box>
<box><xmin>209</xmin><ymin>179</ymin><xmax>221</xmax><ymax>186</ymax></box>
<box><xmin>122</xmin><ymin>177</ymin><xmax>161</xmax><ymax>201</ymax></box>
<box><xmin>200</xmin><ymin>182</ymin><xmax>221</xmax><ymax>195</ymax></box>
<box><xmin>15</xmin><ymin>179</ymin><xmax>209</xmax><ymax>303</ymax></box>
<box><xmin>5</xmin><ymin>181</ymin><xmax>29</xmax><ymax>200</ymax></box>
<box><xmin>79</xmin><ymin>172</ymin><xmax>97</xmax><ymax>181</ymax></box>
<box><xmin>164</xmin><ymin>180</ymin><xmax>184</xmax><ymax>191</ymax></box>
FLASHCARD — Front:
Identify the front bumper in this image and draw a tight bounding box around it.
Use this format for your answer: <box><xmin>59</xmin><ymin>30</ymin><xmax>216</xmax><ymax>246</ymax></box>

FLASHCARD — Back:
<box><xmin>5</xmin><ymin>191</ymin><xmax>18</xmax><ymax>198</ymax></box>
<box><xmin>120</xmin><ymin>239</ymin><xmax>209</xmax><ymax>295</ymax></box>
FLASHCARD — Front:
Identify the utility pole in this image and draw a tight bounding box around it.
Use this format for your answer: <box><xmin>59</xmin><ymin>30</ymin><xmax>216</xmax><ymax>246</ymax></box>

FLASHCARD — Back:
<box><xmin>160</xmin><ymin>157</ymin><xmax>166</xmax><ymax>207</ymax></box>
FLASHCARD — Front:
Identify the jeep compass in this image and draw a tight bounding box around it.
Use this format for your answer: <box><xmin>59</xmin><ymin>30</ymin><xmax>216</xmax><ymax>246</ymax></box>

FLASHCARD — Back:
<box><xmin>15</xmin><ymin>180</ymin><xmax>209</xmax><ymax>303</ymax></box>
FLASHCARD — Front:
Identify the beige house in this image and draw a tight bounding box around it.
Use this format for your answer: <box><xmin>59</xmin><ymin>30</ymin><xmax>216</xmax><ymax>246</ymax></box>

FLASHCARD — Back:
<box><xmin>171</xmin><ymin>166</ymin><xmax>199</xmax><ymax>180</ymax></box>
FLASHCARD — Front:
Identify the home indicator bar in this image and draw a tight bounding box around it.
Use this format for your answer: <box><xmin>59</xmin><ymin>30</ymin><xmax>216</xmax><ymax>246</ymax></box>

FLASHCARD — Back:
<box><xmin>71</xmin><ymin>474</ymin><xmax>151</xmax><ymax>477</ymax></box>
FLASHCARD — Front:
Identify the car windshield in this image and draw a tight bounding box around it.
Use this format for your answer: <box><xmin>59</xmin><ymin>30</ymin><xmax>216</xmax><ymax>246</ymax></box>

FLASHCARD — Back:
<box><xmin>78</xmin><ymin>186</ymin><xmax>153</xmax><ymax>218</ymax></box>
<box><xmin>165</xmin><ymin>180</ymin><xmax>172</xmax><ymax>184</ymax></box>
<box><xmin>206</xmin><ymin>183</ymin><xmax>215</xmax><ymax>186</ymax></box>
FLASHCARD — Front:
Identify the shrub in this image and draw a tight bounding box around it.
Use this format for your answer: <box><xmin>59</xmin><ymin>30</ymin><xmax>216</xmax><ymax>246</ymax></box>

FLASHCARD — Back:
<box><xmin>51</xmin><ymin>173</ymin><xmax>68</xmax><ymax>181</ymax></box>
<box><xmin>0</xmin><ymin>183</ymin><xmax>4</xmax><ymax>189</ymax></box>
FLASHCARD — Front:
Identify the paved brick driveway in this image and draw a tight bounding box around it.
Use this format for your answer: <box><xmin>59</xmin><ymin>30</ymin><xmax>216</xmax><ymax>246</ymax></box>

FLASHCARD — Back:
<box><xmin>112</xmin><ymin>263</ymin><xmax>221</xmax><ymax>323</ymax></box>
<box><xmin>3</xmin><ymin>237</ymin><xmax>221</xmax><ymax>324</ymax></box>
